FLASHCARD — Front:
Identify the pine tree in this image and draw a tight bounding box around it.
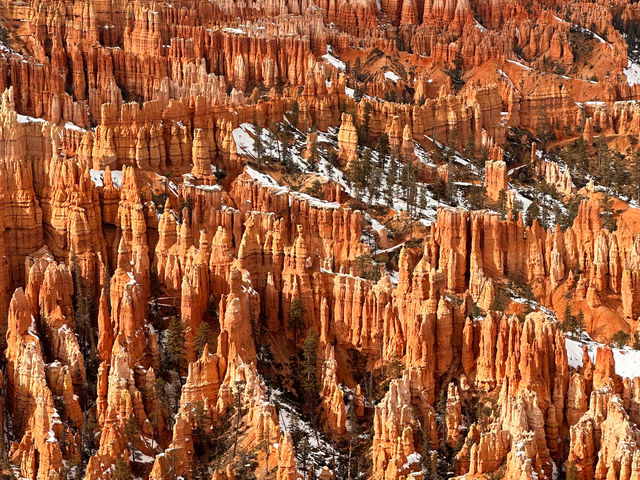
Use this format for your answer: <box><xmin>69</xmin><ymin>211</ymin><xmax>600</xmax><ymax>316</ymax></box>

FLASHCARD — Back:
<box><xmin>252</xmin><ymin>114</ymin><xmax>264</xmax><ymax>170</ymax></box>
<box><xmin>289</xmin><ymin>101</ymin><xmax>300</xmax><ymax>129</ymax></box>
<box><xmin>112</xmin><ymin>460</ymin><xmax>133</xmax><ymax>480</ymax></box>
<box><xmin>149</xmin><ymin>399</ymin><xmax>162</xmax><ymax>450</ymax></box>
<box><xmin>566</xmin><ymin>462</ymin><xmax>579</xmax><ymax>480</ymax></box>
<box><xmin>166</xmin><ymin>449</ymin><xmax>179</xmax><ymax>480</ymax></box>
<box><xmin>124</xmin><ymin>414</ymin><xmax>139</xmax><ymax>463</ymax></box>
<box><xmin>192</xmin><ymin>401</ymin><xmax>209</xmax><ymax>456</ymax></box>
<box><xmin>601</xmin><ymin>192</ymin><xmax>617</xmax><ymax>232</ymax></box>
<box><xmin>448</xmin><ymin>127</ymin><xmax>458</xmax><ymax>151</ymax></box>
<box><xmin>288</xmin><ymin>298</ymin><xmax>306</xmax><ymax>346</ymax></box>
<box><xmin>497</xmin><ymin>190</ymin><xmax>507</xmax><ymax>220</ymax></box>
<box><xmin>0</xmin><ymin>427</ymin><xmax>11</xmax><ymax>478</ymax></box>
<box><xmin>301</xmin><ymin>329</ymin><xmax>319</xmax><ymax>412</ymax></box>
<box><xmin>232</xmin><ymin>381</ymin><xmax>246</xmax><ymax>457</ymax></box>
<box><xmin>377</xmin><ymin>134</ymin><xmax>390</xmax><ymax>168</ymax></box>
<box><xmin>420</xmin><ymin>420</ymin><xmax>432</xmax><ymax>474</ymax></box>
<box><xmin>234</xmin><ymin>449</ymin><xmax>258</xmax><ymax>480</ymax></box>
<box><xmin>526</xmin><ymin>198</ymin><xmax>541</xmax><ymax>227</ymax></box>
<box><xmin>360</xmin><ymin>148</ymin><xmax>372</xmax><ymax>197</ymax></box>
<box><xmin>358</xmin><ymin>102</ymin><xmax>373</xmax><ymax>145</ymax></box>
<box><xmin>270</xmin><ymin>122</ymin><xmax>283</xmax><ymax>164</ymax></box>
<box><xmin>81</xmin><ymin>410</ymin><xmax>97</xmax><ymax>460</ymax></box>
<box><xmin>281</xmin><ymin>125</ymin><xmax>293</xmax><ymax>170</ymax></box>
<box><xmin>166</xmin><ymin>316</ymin><xmax>187</xmax><ymax>374</ymax></box>
<box><xmin>308</xmin><ymin>130</ymin><xmax>319</xmax><ymax>171</ymax></box>
<box><xmin>611</xmin><ymin>330</ymin><xmax>630</xmax><ymax>348</ymax></box>
<box><xmin>385</xmin><ymin>156</ymin><xmax>397</xmax><ymax>207</ymax></box>
<box><xmin>574</xmin><ymin>311</ymin><xmax>585</xmax><ymax>338</ymax></box>
<box><xmin>71</xmin><ymin>253</ymin><xmax>98</xmax><ymax>402</ymax></box>
<box><xmin>465</xmin><ymin>132</ymin><xmax>475</xmax><ymax>160</ymax></box>
<box><xmin>193</xmin><ymin>321</ymin><xmax>211</xmax><ymax>358</ymax></box>
<box><xmin>259</xmin><ymin>438</ymin><xmax>271</xmax><ymax>476</ymax></box>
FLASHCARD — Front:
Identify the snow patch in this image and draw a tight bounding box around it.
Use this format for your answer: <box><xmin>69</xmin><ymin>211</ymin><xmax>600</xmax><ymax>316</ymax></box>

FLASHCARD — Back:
<box><xmin>89</xmin><ymin>169</ymin><xmax>123</xmax><ymax>188</ymax></box>
<box><xmin>322</xmin><ymin>51</ymin><xmax>346</xmax><ymax>71</ymax></box>
<box><xmin>506</xmin><ymin>59</ymin><xmax>532</xmax><ymax>71</ymax></box>
<box><xmin>624</xmin><ymin>60</ymin><xmax>640</xmax><ymax>86</ymax></box>
<box><xmin>566</xmin><ymin>333</ymin><xmax>640</xmax><ymax>379</ymax></box>
<box><xmin>384</xmin><ymin>71</ymin><xmax>400</xmax><ymax>83</ymax></box>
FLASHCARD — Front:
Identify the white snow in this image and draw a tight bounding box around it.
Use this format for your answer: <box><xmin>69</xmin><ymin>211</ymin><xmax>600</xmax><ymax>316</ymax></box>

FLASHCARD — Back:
<box><xmin>402</xmin><ymin>452</ymin><xmax>422</xmax><ymax>469</ymax></box>
<box><xmin>89</xmin><ymin>169</ymin><xmax>123</xmax><ymax>188</ymax></box>
<box><xmin>64</xmin><ymin>121</ymin><xmax>86</xmax><ymax>132</ymax></box>
<box><xmin>15</xmin><ymin>113</ymin><xmax>86</xmax><ymax>132</ymax></box>
<box><xmin>224</xmin><ymin>27</ymin><xmax>246</xmax><ymax>34</ymax></box>
<box><xmin>506</xmin><ymin>59</ymin><xmax>532</xmax><ymax>70</ymax></box>
<box><xmin>90</xmin><ymin>169</ymin><xmax>104</xmax><ymax>187</ymax></box>
<box><xmin>16</xmin><ymin>113</ymin><xmax>45</xmax><ymax>124</ymax></box>
<box><xmin>566</xmin><ymin>333</ymin><xmax>640</xmax><ymax>379</ymax></box>
<box><xmin>624</xmin><ymin>60</ymin><xmax>640</xmax><ymax>86</ymax></box>
<box><xmin>497</xmin><ymin>69</ymin><xmax>514</xmax><ymax>86</ymax></box>
<box><xmin>384</xmin><ymin>71</ymin><xmax>400</xmax><ymax>83</ymax></box>
<box><xmin>233</xmin><ymin>124</ymin><xmax>259</xmax><ymax>157</ymax></box>
<box><xmin>322</xmin><ymin>52</ymin><xmax>346</xmax><ymax>71</ymax></box>
<box><xmin>111</xmin><ymin>170</ymin><xmax>123</xmax><ymax>188</ymax></box>
<box><xmin>245</xmin><ymin>166</ymin><xmax>340</xmax><ymax>210</ymax></box>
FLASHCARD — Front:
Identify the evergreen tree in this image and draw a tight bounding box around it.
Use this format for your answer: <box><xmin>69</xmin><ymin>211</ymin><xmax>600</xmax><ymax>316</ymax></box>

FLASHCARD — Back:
<box><xmin>432</xmin><ymin>177</ymin><xmax>447</xmax><ymax>202</ymax></box>
<box><xmin>420</xmin><ymin>419</ymin><xmax>432</xmax><ymax>474</ymax></box>
<box><xmin>289</xmin><ymin>101</ymin><xmax>300</xmax><ymax>129</ymax></box>
<box><xmin>465</xmin><ymin>132</ymin><xmax>475</xmax><ymax>160</ymax></box>
<box><xmin>124</xmin><ymin>414</ymin><xmax>139</xmax><ymax>463</ymax></box>
<box><xmin>234</xmin><ymin>449</ymin><xmax>258</xmax><ymax>480</ymax></box>
<box><xmin>193</xmin><ymin>321</ymin><xmax>211</xmax><ymax>358</ymax></box>
<box><xmin>0</xmin><ymin>427</ymin><xmax>11</xmax><ymax>479</ymax></box>
<box><xmin>377</xmin><ymin>134</ymin><xmax>390</xmax><ymax>168</ymax></box>
<box><xmin>497</xmin><ymin>190</ymin><xmax>507</xmax><ymax>220</ymax></box>
<box><xmin>81</xmin><ymin>410</ymin><xmax>97</xmax><ymax>460</ymax></box>
<box><xmin>360</xmin><ymin>102</ymin><xmax>372</xmax><ymax>145</ymax></box>
<box><xmin>385</xmin><ymin>156</ymin><xmax>397</xmax><ymax>207</ymax></box>
<box><xmin>149</xmin><ymin>399</ymin><xmax>162</xmax><ymax>450</ymax></box>
<box><xmin>301</xmin><ymin>329</ymin><xmax>319</xmax><ymax>412</ymax></box>
<box><xmin>360</xmin><ymin>148</ymin><xmax>373</xmax><ymax>194</ymax></box>
<box><xmin>252</xmin><ymin>114</ymin><xmax>264</xmax><ymax>170</ymax></box>
<box><xmin>448</xmin><ymin>127</ymin><xmax>458</xmax><ymax>151</ymax></box>
<box><xmin>601</xmin><ymin>192</ymin><xmax>617</xmax><ymax>232</ymax></box>
<box><xmin>71</xmin><ymin>254</ymin><xmax>98</xmax><ymax>402</ymax></box>
<box><xmin>166</xmin><ymin>316</ymin><xmax>187</xmax><ymax>374</ymax></box>
<box><xmin>566</xmin><ymin>462</ymin><xmax>579</xmax><ymax>480</ymax></box>
<box><xmin>259</xmin><ymin>438</ymin><xmax>271</xmax><ymax>476</ymax></box>
<box><xmin>526</xmin><ymin>198</ymin><xmax>541</xmax><ymax>227</ymax></box>
<box><xmin>574</xmin><ymin>311</ymin><xmax>585</xmax><ymax>338</ymax></box>
<box><xmin>308</xmin><ymin>131</ymin><xmax>319</xmax><ymax>171</ymax></box>
<box><xmin>299</xmin><ymin>437</ymin><xmax>311</xmax><ymax>474</ymax></box>
<box><xmin>369</xmin><ymin>164</ymin><xmax>382</xmax><ymax>203</ymax></box>
<box><xmin>112</xmin><ymin>460</ymin><xmax>133</xmax><ymax>480</ymax></box>
<box><xmin>192</xmin><ymin>401</ymin><xmax>209</xmax><ymax>456</ymax></box>
<box><xmin>270</xmin><ymin>122</ymin><xmax>283</xmax><ymax>164</ymax></box>
<box><xmin>232</xmin><ymin>381</ymin><xmax>247</xmax><ymax>457</ymax></box>
<box><xmin>166</xmin><ymin>449</ymin><xmax>179</xmax><ymax>480</ymax></box>
<box><xmin>611</xmin><ymin>330</ymin><xmax>630</xmax><ymax>348</ymax></box>
<box><xmin>281</xmin><ymin>125</ymin><xmax>293</xmax><ymax>170</ymax></box>
<box><xmin>288</xmin><ymin>298</ymin><xmax>306</xmax><ymax>346</ymax></box>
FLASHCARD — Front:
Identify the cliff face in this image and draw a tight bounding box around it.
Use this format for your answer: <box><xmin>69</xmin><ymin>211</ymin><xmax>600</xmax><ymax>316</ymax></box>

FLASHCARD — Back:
<box><xmin>1</xmin><ymin>0</ymin><xmax>640</xmax><ymax>479</ymax></box>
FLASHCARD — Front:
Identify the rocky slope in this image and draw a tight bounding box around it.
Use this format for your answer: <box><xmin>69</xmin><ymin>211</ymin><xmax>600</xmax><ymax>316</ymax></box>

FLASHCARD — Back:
<box><xmin>0</xmin><ymin>0</ymin><xmax>639</xmax><ymax>479</ymax></box>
